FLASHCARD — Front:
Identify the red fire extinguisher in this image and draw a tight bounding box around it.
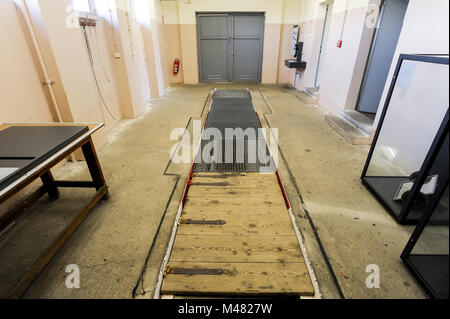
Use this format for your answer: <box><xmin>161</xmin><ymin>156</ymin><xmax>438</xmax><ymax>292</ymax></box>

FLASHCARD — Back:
<box><xmin>173</xmin><ymin>58</ymin><xmax>180</xmax><ymax>75</ymax></box>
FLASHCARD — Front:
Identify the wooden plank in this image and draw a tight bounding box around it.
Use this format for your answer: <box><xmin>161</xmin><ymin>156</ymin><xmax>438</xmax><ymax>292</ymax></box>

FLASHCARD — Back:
<box><xmin>177</xmin><ymin>213</ymin><xmax>293</xmax><ymax>236</ymax></box>
<box><xmin>187</xmin><ymin>187</ymin><xmax>282</xmax><ymax>198</ymax></box>
<box><xmin>0</xmin><ymin>186</ymin><xmax>47</xmax><ymax>231</ymax></box>
<box><xmin>183</xmin><ymin>198</ymin><xmax>287</xmax><ymax>215</ymax></box>
<box><xmin>190</xmin><ymin>178</ymin><xmax>279</xmax><ymax>188</ymax></box>
<box><xmin>170</xmin><ymin>235</ymin><xmax>304</xmax><ymax>263</ymax></box>
<box><xmin>184</xmin><ymin>196</ymin><xmax>286</xmax><ymax>207</ymax></box>
<box><xmin>181</xmin><ymin>210</ymin><xmax>290</xmax><ymax>221</ymax></box>
<box><xmin>161</xmin><ymin>262</ymin><xmax>314</xmax><ymax>296</ymax></box>
<box><xmin>0</xmin><ymin>123</ymin><xmax>99</xmax><ymax>132</ymax></box>
<box><xmin>162</xmin><ymin>171</ymin><xmax>314</xmax><ymax>297</ymax></box>
<box><xmin>181</xmin><ymin>208</ymin><xmax>288</xmax><ymax>217</ymax></box>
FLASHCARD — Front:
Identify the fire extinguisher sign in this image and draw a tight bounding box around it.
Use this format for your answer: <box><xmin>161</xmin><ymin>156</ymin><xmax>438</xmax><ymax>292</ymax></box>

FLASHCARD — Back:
<box><xmin>173</xmin><ymin>58</ymin><xmax>180</xmax><ymax>75</ymax></box>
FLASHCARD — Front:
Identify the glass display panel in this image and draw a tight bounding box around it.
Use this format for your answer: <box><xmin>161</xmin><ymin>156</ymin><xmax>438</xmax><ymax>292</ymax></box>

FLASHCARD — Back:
<box><xmin>366</xmin><ymin>61</ymin><xmax>449</xmax><ymax>177</ymax></box>
<box><xmin>405</xmin><ymin>132</ymin><xmax>449</xmax><ymax>223</ymax></box>
<box><xmin>363</xmin><ymin>56</ymin><xmax>449</xmax><ymax>222</ymax></box>
<box><xmin>411</xmin><ymin>185</ymin><xmax>449</xmax><ymax>255</ymax></box>
<box><xmin>404</xmin><ymin>185</ymin><xmax>449</xmax><ymax>299</ymax></box>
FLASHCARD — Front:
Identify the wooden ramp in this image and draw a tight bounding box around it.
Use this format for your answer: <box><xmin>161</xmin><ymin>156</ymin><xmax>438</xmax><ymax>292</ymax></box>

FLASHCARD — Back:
<box><xmin>160</xmin><ymin>172</ymin><xmax>314</xmax><ymax>297</ymax></box>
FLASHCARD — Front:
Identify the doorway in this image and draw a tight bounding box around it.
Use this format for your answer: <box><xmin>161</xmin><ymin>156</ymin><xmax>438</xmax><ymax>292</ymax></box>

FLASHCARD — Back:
<box><xmin>197</xmin><ymin>13</ymin><xmax>265</xmax><ymax>82</ymax></box>
<box><xmin>356</xmin><ymin>0</ymin><xmax>409</xmax><ymax>114</ymax></box>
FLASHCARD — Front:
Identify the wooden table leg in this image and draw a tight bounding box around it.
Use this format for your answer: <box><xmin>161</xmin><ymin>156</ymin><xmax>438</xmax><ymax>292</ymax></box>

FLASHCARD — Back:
<box><xmin>81</xmin><ymin>137</ymin><xmax>109</xmax><ymax>200</ymax></box>
<box><xmin>40</xmin><ymin>171</ymin><xmax>59</xmax><ymax>199</ymax></box>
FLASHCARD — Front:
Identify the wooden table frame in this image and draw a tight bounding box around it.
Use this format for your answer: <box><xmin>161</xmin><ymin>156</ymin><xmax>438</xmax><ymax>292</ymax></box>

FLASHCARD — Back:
<box><xmin>0</xmin><ymin>123</ymin><xmax>108</xmax><ymax>299</ymax></box>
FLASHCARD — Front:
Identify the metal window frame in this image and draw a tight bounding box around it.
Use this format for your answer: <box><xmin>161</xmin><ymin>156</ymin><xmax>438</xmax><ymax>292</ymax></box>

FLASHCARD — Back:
<box><xmin>400</xmin><ymin>181</ymin><xmax>449</xmax><ymax>299</ymax></box>
<box><xmin>361</xmin><ymin>54</ymin><xmax>449</xmax><ymax>225</ymax></box>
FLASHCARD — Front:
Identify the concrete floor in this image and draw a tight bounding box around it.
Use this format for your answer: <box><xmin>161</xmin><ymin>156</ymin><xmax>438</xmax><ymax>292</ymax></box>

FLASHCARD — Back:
<box><xmin>1</xmin><ymin>84</ymin><xmax>427</xmax><ymax>299</ymax></box>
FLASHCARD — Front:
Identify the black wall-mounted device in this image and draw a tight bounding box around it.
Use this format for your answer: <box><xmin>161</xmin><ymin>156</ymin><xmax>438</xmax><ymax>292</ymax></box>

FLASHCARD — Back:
<box><xmin>285</xmin><ymin>42</ymin><xmax>307</xmax><ymax>70</ymax></box>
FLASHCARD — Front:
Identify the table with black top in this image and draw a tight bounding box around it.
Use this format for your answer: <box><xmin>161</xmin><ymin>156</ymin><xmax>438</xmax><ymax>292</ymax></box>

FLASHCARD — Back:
<box><xmin>0</xmin><ymin>123</ymin><xmax>108</xmax><ymax>299</ymax></box>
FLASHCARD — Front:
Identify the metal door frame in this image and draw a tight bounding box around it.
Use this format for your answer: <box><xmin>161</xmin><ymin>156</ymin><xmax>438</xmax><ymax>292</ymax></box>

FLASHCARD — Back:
<box><xmin>314</xmin><ymin>3</ymin><xmax>331</xmax><ymax>88</ymax></box>
<box><xmin>355</xmin><ymin>0</ymin><xmax>387</xmax><ymax>111</ymax></box>
<box><xmin>197</xmin><ymin>12</ymin><xmax>265</xmax><ymax>83</ymax></box>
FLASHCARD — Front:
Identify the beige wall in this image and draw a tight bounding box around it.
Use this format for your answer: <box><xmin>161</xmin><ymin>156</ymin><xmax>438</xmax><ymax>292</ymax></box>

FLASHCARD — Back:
<box><xmin>374</xmin><ymin>0</ymin><xmax>450</xmax><ymax>127</ymax></box>
<box><xmin>291</xmin><ymin>0</ymin><xmax>377</xmax><ymax>115</ymax></box>
<box><xmin>158</xmin><ymin>0</ymin><xmax>375</xmax><ymax>93</ymax></box>
<box><xmin>94</xmin><ymin>3</ymin><xmax>133</xmax><ymax>123</ymax></box>
<box><xmin>291</xmin><ymin>0</ymin><xmax>449</xmax><ymax>124</ymax></box>
<box><xmin>2</xmin><ymin>0</ymin><xmax>449</xmax><ymax>130</ymax></box>
<box><xmin>0</xmin><ymin>0</ymin><xmax>172</xmax><ymax>214</ymax></box>
<box><xmin>2</xmin><ymin>0</ymin><xmax>449</xmax><ymax>212</ymax></box>
<box><xmin>277</xmin><ymin>0</ymin><xmax>305</xmax><ymax>84</ymax></box>
<box><xmin>277</xmin><ymin>23</ymin><xmax>296</xmax><ymax>84</ymax></box>
<box><xmin>317</xmin><ymin>0</ymin><xmax>373</xmax><ymax>114</ymax></box>
<box><xmin>115</xmin><ymin>0</ymin><xmax>151</xmax><ymax>118</ymax></box>
<box><xmin>141</xmin><ymin>0</ymin><xmax>167</xmax><ymax>96</ymax></box>
<box><xmin>1</xmin><ymin>0</ymin><xmax>169</xmax><ymax>144</ymax></box>
<box><xmin>290</xmin><ymin>0</ymin><xmax>449</xmax><ymax>136</ymax></box>
<box><xmin>160</xmin><ymin>0</ymin><xmax>297</xmax><ymax>84</ymax></box>
<box><xmin>156</xmin><ymin>0</ymin><xmax>383</xmax><ymax>115</ymax></box>
<box><xmin>163</xmin><ymin>23</ymin><xmax>184</xmax><ymax>84</ymax></box>
<box><xmin>262</xmin><ymin>23</ymin><xmax>282</xmax><ymax>84</ymax></box>
<box><xmin>289</xmin><ymin>1</ymin><xmax>325</xmax><ymax>90</ymax></box>
<box><xmin>0</xmin><ymin>0</ymin><xmax>54</xmax><ymax>123</ymax></box>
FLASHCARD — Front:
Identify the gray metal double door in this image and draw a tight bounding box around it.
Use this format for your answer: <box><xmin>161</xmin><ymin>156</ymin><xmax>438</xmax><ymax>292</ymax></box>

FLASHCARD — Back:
<box><xmin>197</xmin><ymin>13</ymin><xmax>264</xmax><ymax>82</ymax></box>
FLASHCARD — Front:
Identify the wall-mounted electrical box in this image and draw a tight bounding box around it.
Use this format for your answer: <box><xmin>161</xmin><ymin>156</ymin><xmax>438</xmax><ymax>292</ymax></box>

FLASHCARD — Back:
<box><xmin>285</xmin><ymin>42</ymin><xmax>307</xmax><ymax>70</ymax></box>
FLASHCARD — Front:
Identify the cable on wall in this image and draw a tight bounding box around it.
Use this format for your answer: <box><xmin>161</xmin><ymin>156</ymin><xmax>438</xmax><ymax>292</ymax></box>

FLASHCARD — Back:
<box><xmin>82</xmin><ymin>24</ymin><xmax>118</xmax><ymax>120</ymax></box>
<box><xmin>93</xmin><ymin>26</ymin><xmax>111</xmax><ymax>83</ymax></box>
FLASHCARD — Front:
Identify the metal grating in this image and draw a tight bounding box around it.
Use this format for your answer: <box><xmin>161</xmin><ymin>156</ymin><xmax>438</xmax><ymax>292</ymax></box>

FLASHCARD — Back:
<box><xmin>194</xmin><ymin>90</ymin><xmax>275</xmax><ymax>173</ymax></box>
<box><xmin>213</xmin><ymin>90</ymin><xmax>251</xmax><ymax>99</ymax></box>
